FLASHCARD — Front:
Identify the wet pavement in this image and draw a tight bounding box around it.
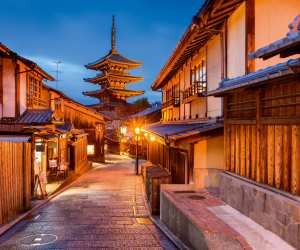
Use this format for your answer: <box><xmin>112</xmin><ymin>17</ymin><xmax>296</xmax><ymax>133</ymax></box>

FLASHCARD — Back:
<box><xmin>0</xmin><ymin>155</ymin><xmax>177</xmax><ymax>249</ymax></box>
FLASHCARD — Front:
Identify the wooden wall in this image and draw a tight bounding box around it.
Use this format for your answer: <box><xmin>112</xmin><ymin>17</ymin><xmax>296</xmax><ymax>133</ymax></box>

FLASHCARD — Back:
<box><xmin>224</xmin><ymin>77</ymin><xmax>300</xmax><ymax>195</ymax></box>
<box><xmin>0</xmin><ymin>142</ymin><xmax>31</xmax><ymax>224</ymax></box>
<box><xmin>148</xmin><ymin>141</ymin><xmax>188</xmax><ymax>184</ymax></box>
<box><xmin>73</xmin><ymin>136</ymin><xmax>88</xmax><ymax>173</ymax></box>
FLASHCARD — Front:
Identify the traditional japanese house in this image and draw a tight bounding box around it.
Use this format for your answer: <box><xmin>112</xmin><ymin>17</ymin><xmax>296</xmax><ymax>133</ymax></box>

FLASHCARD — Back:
<box><xmin>0</xmin><ymin>43</ymin><xmax>105</xmax><ymax>224</ymax></box>
<box><xmin>83</xmin><ymin>16</ymin><xmax>144</xmax><ymax>153</ymax></box>
<box><xmin>44</xmin><ymin>86</ymin><xmax>105</xmax><ymax>163</ymax></box>
<box><xmin>0</xmin><ymin>42</ymin><xmax>57</xmax><ymax>223</ymax></box>
<box><xmin>146</xmin><ymin>0</ymin><xmax>300</xmax><ymax>186</ymax></box>
<box><xmin>207</xmin><ymin>14</ymin><xmax>300</xmax><ymax>248</ymax></box>
<box><xmin>155</xmin><ymin>3</ymin><xmax>300</xmax><ymax>249</ymax></box>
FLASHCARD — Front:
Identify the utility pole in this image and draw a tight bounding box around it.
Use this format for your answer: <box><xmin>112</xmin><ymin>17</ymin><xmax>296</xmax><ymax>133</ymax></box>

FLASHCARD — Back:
<box><xmin>53</xmin><ymin>61</ymin><xmax>62</xmax><ymax>89</ymax></box>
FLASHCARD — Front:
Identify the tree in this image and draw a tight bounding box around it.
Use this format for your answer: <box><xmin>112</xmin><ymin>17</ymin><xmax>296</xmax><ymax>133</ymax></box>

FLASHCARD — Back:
<box><xmin>132</xmin><ymin>98</ymin><xmax>150</xmax><ymax>112</ymax></box>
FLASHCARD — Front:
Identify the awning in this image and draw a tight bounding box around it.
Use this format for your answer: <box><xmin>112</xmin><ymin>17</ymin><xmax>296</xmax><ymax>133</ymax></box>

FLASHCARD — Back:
<box><xmin>145</xmin><ymin>120</ymin><xmax>223</xmax><ymax>143</ymax></box>
<box><xmin>0</xmin><ymin>136</ymin><xmax>31</xmax><ymax>142</ymax></box>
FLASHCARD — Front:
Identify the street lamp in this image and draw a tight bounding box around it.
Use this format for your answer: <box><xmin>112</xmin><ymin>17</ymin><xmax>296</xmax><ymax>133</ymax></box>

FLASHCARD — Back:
<box><xmin>134</xmin><ymin>127</ymin><xmax>141</xmax><ymax>175</ymax></box>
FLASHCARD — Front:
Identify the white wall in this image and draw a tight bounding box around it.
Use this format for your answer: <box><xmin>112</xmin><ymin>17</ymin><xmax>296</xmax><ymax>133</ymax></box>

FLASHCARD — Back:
<box><xmin>19</xmin><ymin>62</ymin><xmax>27</xmax><ymax>115</ymax></box>
<box><xmin>227</xmin><ymin>2</ymin><xmax>246</xmax><ymax>78</ymax></box>
<box><xmin>207</xmin><ymin>34</ymin><xmax>222</xmax><ymax>117</ymax></box>
<box><xmin>2</xmin><ymin>58</ymin><xmax>15</xmax><ymax>117</ymax></box>
<box><xmin>193</xmin><ymin>136</ymin><xmax>224</xmax><ymax>187</ymax></box>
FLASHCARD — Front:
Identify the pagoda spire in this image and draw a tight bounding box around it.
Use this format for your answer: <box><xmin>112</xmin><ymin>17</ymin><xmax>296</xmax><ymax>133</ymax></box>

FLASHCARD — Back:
<box><xmin>111</xmin><ymin>15</ymin><xmax>116</xmax><ymax>53</ymax></box>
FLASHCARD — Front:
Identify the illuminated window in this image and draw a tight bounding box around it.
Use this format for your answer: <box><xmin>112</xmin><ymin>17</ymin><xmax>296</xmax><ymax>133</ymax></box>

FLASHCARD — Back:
<box><xmin>87</xmin><ymin>144</ymin><xmax>95</xmax><ymax>155</ymax></box>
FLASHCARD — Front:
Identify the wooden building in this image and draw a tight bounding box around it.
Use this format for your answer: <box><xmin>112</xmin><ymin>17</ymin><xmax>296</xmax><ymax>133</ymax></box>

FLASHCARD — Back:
<box><xmin>146</xmin><ymin>0</ymin><xmax>300</xmax><ymax>188</ymax></box>
<box><xmin>0</xmin><ymin>43</ymin><xmax>105</xmax><ymax>224</ymax></box>
<box><xmin>44</xmin><ymin>86</ymin><xmax>105</xmax><ymax>163</ymax></box>
<box><xmin>83</xmin><ymin>16</ymin><xmax>144</xmax><ymax>153</ymax></box>
<box><xmin>207</xmin><ymin>14</ymin><xmax>300</xmax><ymax>248</ymax></box>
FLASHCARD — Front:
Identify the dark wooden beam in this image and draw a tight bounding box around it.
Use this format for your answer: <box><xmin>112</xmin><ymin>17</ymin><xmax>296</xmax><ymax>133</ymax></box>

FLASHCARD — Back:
<box><xmin>245</xmin><ymin>0</ymin><xmax>255</xmax><ymax>73</ymax></box>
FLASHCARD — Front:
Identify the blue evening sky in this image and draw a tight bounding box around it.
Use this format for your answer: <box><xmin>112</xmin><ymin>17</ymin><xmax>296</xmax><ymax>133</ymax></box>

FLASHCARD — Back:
<box><xmin>0</xmin><ymin>0</ymin><xmax>203</xmax><ymax>104</ymax></box>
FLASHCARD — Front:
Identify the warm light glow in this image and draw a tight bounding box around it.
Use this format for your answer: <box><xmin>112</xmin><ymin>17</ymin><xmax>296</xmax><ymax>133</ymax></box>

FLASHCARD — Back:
<box><xmin>135</xmin><ymin>127</ymin><xmax>141</xmax><ymax>135</ymax></box>
<box><xmin>150</xmin><ymin>135</ymin><xmax>155</xmax><ymax>142</ymax></box>
<box><xmin>144</xmin><ymin>132</ymin><xmax>148</xmax><ymax>137</ymax></box>
<box><xmin>87</xmin><ymin>144</ymin><xmax>95</xmax><ymax>155</ymax></box>
<box><xmin>120</xmin><ymin>126</ymin><xmax>127</xmax><ymax>135</ymax></box>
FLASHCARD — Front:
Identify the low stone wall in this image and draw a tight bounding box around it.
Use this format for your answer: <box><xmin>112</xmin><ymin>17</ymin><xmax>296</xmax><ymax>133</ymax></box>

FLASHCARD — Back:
<box><xmin>160</xmin><ymin>184</ymin><xmax>246</xmax><ymax>250</ymax></box>
<box><xmin>194</xmin><ymin>168</ymin><xmax>222</xmax><ymax>189</ymax></box>
<box><xmin>220</xmin><ymin>172</ymin><xmax>300</xmax><ymax>249</ymax></box>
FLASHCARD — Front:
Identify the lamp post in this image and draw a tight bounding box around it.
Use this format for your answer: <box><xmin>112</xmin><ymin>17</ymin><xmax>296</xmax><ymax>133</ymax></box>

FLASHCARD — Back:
<box><xmin>134</xmin><ymin>127</ymin><xmax>141</xmax><ymax>175</ymax></box>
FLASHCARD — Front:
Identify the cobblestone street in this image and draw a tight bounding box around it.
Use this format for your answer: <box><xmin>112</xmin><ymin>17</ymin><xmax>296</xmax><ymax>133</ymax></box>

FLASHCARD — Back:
<box><xmin>0</xmin><ymin>156</ymin><xmax>177</xmax><ymax>250</ymax></box>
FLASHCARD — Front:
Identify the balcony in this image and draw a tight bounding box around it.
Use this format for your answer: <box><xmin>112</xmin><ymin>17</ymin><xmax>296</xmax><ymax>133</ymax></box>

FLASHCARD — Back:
<box><xmin>183</xmin><ymin>81</ymin><xmax>207</xmax><ymax>103</ymax></box>
<box><xmin>162</xmin><ymin>97</ymin><xmax>180</xmax><ymax>109</ymax></box>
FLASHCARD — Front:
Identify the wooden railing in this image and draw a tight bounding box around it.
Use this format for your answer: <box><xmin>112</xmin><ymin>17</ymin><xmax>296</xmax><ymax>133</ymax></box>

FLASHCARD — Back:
<box><xmin>162</xmin><ymin>97</ymin><xmax>180</xmax><ymax>109</ymax></box>
<box><xmin>27</xmin><ymin>96</ymin><xmax>48</xmax><ymax>108</ymax></box>
<box><xmin>183</xmin><ymin>81</ymin><xmax>207</xmax><ymax>100</ymax></box>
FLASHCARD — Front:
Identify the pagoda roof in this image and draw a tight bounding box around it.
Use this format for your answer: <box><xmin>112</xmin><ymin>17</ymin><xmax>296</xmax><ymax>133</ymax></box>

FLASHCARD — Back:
<box><xmin>83</xmin><ymin>88</ymin><xmax>144</xmax><ymax>98</ymax></box>
<box><xmin>84</xmin><ymin>72</ymin><xmax>143</xmax><ymax>84</ymax></box>
<box><xmin>85</xmin><ymin>51</ymin><xmax>142</xmax><ymax>70</ymax></box>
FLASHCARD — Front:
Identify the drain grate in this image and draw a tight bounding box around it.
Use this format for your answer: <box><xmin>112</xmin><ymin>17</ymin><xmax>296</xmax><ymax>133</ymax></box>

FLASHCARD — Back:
<box><xmin>173</xmin><ymin>190</ymin><xmax>196</xmax><ymax>194</ymax></box>
<box><xmin>188</xmin><ymin>195</ymin><xmax>206</xmax><ymax>200</ymax></box>
<box><xmin>20</xmin><ymin>234</ymin><xmax>57</xmax><ymax>246</ymax></box>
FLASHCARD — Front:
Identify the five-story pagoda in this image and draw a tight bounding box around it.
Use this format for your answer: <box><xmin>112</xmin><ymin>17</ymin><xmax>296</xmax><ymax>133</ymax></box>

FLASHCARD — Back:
<box><xmin>83</xmin><ymin>16</ymin><xmax>144</xmax><ymax>116</ymax></box>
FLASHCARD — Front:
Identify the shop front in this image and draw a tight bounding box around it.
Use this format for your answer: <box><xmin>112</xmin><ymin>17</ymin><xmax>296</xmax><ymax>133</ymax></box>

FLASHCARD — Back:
<box><xmin>33</xmin><ymin>132</ymin><xmax>70</xmax><ymax>198</ymax></box>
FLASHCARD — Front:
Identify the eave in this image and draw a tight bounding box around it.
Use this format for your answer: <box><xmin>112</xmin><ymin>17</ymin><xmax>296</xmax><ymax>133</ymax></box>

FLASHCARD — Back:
<box><xmin>85</xmin><ymin>51</ymin><xmax>142</xmax><ymax>70</ymax></box>
<box><xmin>84</xmin><ymin>73</ymin><xmax>144</xmax><ymax>84</ymax></box>
<box><xmin>152</xmin><ymin>0</ymin><xmax>243</xmax><ymax>90</ymax></box>
<box><xmin>0</xmin><ymin>42</ymin><xmax>55</xmax><ymax>81</ymax></box>
<box><xmin>83</xmin><ymin>88</ymin><xmax>144</xmax><ymax>98</ymax></box>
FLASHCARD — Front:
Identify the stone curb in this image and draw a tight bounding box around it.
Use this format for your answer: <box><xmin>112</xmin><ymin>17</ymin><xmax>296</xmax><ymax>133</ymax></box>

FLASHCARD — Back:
<box><xmin>139</xmin><ymin>173</ymin><xmax>191</xmax><ymax>250</ymax></box>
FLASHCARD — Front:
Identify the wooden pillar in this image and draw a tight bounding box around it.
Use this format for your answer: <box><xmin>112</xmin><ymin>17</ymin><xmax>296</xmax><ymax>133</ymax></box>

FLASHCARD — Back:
<box><xmin>245</xmin><ymin>0</ymin><xmax>255</xmax><ymax>74</ymax></box>
<box><xmin>291</xmin><ymin>125</ymin><xmax>300</xmax><ymax>195</ymax></box>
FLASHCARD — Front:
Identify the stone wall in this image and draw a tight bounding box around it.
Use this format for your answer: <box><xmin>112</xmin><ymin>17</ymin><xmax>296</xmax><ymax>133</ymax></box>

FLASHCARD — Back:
<box><xmin>220</xmin><ymin>173</ymin><xmax>300</xmax><ymax>249</ymax></box>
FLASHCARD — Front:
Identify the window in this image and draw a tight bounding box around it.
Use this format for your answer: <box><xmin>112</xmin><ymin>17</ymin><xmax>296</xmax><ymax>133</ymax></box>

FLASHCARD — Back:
<box><xmin>183</xmin><ymin>60</ymin><xmax>207</xmax><ymax>99</ymax></box>
<box><xmin>191</xmin><ymin>60</ymin><xmax>207</xmax><ymax>85</ymax></box>
<box><xmin>27</xmin><ymin>75</ymin><xmax>42</xmax><ymax>107</ymax></box>
<box><xmin>87</xmin><ymin>144</ymin><xmax>95</xmax><ymax>155</ymax></box>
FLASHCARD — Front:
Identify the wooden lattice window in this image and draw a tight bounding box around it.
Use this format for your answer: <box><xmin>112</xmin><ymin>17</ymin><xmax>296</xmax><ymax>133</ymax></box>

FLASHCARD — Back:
<box><xmin>226</xmin><ymin>90</ymin><xmax>256</xmax><ymax>121</ymax></box>
<box><xmin>27</xmin><ymin>74</ymin><xmax>43</xmax><ymax>107</ymax></box>
<box><xmin>261</xmin><ymin>80</ymin><xmax>300</xmax><ymax>121</ymax></box>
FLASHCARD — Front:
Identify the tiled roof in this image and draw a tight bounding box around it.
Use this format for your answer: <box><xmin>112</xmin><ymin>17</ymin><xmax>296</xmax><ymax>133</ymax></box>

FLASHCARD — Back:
<box><xmin>85</xmin><ymin>51</ymin><xmax>142</xmax><ymax>70</ymax></box>
<box><xmin>56</xmin><ymin>122</ymin><xmax>73</xmax><ymax>132</ymax></box>
<box><xmin>130</xmin><ymin>104</ymin><xmax>161</xmax><ymax>118</ymax></box>
<box><xmin>16</xmin><ymin>109</ymin><xmax>53</xmax><ymax>124</ymax></box>
<box><xmin>250</xmin><ymin>15</ymin><xmax>300</xmax><ymax>60</ymax></box>
<box><xmin>0</xmin><ymin>136</ymin><xmax>31</xmax><ymax>142</ymax></box>
<box><xmin>208</xmin><ymin>58</ymin><xmax>300</xmax><ymax>96</ymax></box>
<box><xmin>145</xmin><ymin>120</ymin><xmax>223</xmax><ymax>141</ymax></box>
<box><xmin>250</xmin><ymin>32</ymin><xmax>300</xmax><ymax>60</ymax></box>
<box><xmin>84</xmin><ymin>71</ymin><xmax>143</xmax><ymax>84</ymax></box>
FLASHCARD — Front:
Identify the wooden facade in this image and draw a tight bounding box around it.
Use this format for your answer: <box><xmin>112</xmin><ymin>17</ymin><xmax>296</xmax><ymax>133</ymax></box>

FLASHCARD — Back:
<box><xmin>224</xmin><ymin>76</ymin><xmax>300</xmax><ymax>195</ymax></box>
<box><xmin>0</xmin><ymin>141</ymin><xmax>31</xmax><ymax>224</ymax></box>
<box><xmin>147</xmin><ymin>140</ymin><xmax>192</xmax><ymax>184</ymax></box>
<box><xmin>71</xmin><ymin>135</ymin><xmax>89</xmax><ymax>174</ymax></box>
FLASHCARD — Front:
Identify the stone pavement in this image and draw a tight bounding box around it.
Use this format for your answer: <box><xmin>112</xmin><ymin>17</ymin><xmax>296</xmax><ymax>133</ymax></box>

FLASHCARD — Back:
<box><xmin>0</xmin><ymin>155</ymin><xmax>177</xmax><ymax>250</ymax></box>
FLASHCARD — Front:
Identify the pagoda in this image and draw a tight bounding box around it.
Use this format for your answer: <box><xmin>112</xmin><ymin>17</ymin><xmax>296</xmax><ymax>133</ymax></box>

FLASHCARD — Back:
<box><xmin>83</xmin><ymin>16</ymin><xmax>144</xmax><ymax>117</ymax></box>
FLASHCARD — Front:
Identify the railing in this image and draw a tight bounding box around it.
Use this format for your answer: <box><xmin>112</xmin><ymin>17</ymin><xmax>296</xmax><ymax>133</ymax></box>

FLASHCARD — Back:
<box><xmin>183</xmin><ymin>81</ymin><xmax>207</xmax><ymax>100</ymax></box>
<box><xmin>162</xmin><ymin>97</ymin><xmax>180</xmax><ymax>109</ymax></box>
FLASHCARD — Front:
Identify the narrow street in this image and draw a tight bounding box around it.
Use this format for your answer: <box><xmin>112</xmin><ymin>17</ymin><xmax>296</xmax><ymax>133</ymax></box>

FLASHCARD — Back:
<box><xmin>0</xmin><ymin>156</ymin><xmax>177</xmax><ymax>249</ymax></box>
